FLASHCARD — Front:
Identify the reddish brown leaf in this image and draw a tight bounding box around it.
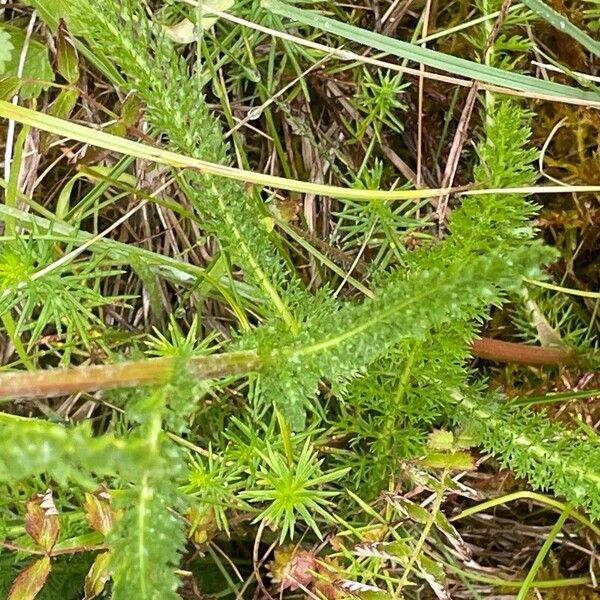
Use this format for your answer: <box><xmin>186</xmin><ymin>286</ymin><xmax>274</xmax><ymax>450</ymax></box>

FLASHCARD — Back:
<box><xmin>25</xmin><ymin>490</ymin><xmax>59</xmax><ymax>553</ymax></box>
<box><xmin>83</xmin><ymin>551</ymin><xmax>112</xmax><ymax>600</ymax></box>
<box><xmin>83</xmin><ymin>488</ymin><xmax>117</xmax><ymax>537</ymax></box>
<box><xmin>267</xmin><ymin>546</ymin><xmax>317</xmax><ymax>592</ymax></box>
<box><xmin>7</xmin><ymin>557</ymin><xmax>51</xmax><ymax>600</ymax></box>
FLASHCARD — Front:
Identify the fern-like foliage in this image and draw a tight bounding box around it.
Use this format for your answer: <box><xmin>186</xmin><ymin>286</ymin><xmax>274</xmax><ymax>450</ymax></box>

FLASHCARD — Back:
<box><xmin>66</xmin><ymin>0</ymin><xmax>306</xmax><ymax>330</ymax></box>
<box><xmin>0</xmin><ymin>235</ymin><xmax>120</xmax><ymax>363</ymax></box>
<box><xmin>248</xmin><ymin>235</ymin><xmax>549</xmax><ymax>428</ymax></box>
<box><xmin>460</xmin><ymin>393</ymin><xmax>600</xmax><ymax>518</ymax></box>
<box><xmin>110</xmin><ymin>481</ymin><xmax>185</xmax><ymax>599</ymax></box>
<box><xmin>0</xmin><ymin>415</ymin><xmax>152</xmax><ymax>484</ymax></box>
<box><xmin>0</xmin><ymin>380</ymin><xmax>189</xmax><ymax>599</ymax></box>
<box><xmin>4</xmin><ymin>1</ymin><xmax>600</xmax><ymax>597</ymax></box>
<box><xmin>244</xmin><ymin>98</ymin><xmax>550</xmax><ymax>432</ymax></box>
<box><xmin>107</xmin><ymin>385</ymin><xmax>188</xmax><ymax>599</ymax></box>
<box><xmin>327</xmin><ymin>98</ymin><xmax>551</xmax><ymax>493</ymax></box>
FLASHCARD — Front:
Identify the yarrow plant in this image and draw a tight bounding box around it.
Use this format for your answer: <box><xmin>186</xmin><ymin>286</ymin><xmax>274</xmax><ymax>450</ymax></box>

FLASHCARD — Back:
<box><xmin>0</xmin><ymin>0</ymin><xmax>599</xmax><ymax>597</ymax></box>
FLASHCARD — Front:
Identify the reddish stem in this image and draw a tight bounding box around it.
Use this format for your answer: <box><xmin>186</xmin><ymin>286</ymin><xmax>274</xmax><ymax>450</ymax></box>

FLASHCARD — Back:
<box><xmin>0</xmin><ymin>340</ymin><xmax>574</xmax><ymax>401</ymax></box>
<box><xmin>470</xmin><ymin>338</ymin><xmax>574</xmax><ymax>366</ymax></box>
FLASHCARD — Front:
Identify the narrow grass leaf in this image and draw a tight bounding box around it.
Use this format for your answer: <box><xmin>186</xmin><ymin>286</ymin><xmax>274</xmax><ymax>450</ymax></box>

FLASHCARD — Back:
<box><xmin>521</xmin><ymin>0</ymin><xmax>600</xmax><ymax>59</ymax></box>
<box><xmin>264</xmin><ymin>0</ymin><xmax>600</xmax><ymax>106</ymax></box>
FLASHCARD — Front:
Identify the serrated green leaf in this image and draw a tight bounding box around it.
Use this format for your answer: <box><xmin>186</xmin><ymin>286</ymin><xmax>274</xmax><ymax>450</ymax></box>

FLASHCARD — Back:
<box><xmin>0</xmin><ymin>24</ymin><xmax>53</xmax><ymax>99</ymax></box>
<box><xmin>427</xmin><ymin>430</ymin><xmax>455</xmax><ymax>451</ymax></box>
<box><xmin>0</xmin><ymin>29</ymin><xmax>13</xmax><ymax>73</ymax></box>
<box><xmin>0</xmin><ymin>76</ymin><xmax>21</xmax><ymax>100</ymax></box>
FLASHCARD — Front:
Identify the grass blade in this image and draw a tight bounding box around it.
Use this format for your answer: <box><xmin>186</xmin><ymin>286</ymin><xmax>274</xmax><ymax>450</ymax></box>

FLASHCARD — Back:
<box><xmin>0</xmin><ymin>99</ymin><xmax>451</xmax><ymax>201</ymax></box>
<box><xmin>264</xmin><ymin>0</ymin><xmax>600</xmax><ymax>106</ymax></box>
<box><xmin>521</xmin><ymin>0</ymin><xmax>600</xmax><ymax>59</ymax></box>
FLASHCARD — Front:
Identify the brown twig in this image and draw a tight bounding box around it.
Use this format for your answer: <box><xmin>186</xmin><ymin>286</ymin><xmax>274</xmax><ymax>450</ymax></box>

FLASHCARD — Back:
<box><xmin>470</xmin><ymin>338</ymin><xmax>574</xmax><ymax>366</ymax></box>
<box><xmin>0</xmin><ymin>351</ymin><xmax>261</xmax><ymax>400</ymax></box>
<box><xmin>0</xmin><ymin>340</ymin><xmax>577</xmax><ymax>402</ymax></box>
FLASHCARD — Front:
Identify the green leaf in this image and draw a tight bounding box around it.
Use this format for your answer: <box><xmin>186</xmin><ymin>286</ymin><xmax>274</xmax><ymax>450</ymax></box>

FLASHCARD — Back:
<box><xmin>427</xmin><ymin>430</ymin><xmax>455</xmax><ymax>451</ymax></box>
<box><xmin>56</xmin><ymin>28</ymin><xmax>80</xmax><ymax>83</ymax></box>
<box><xmin>84</xmin><ymin>489</ymin><xmax>117</xmax><ymax>537</ymax></box>
<box><xmin>0</xmin><ymin>416</ymin><xmax>155</xmax><ymax>484</ymax></box>
<box><xmin>461</xmin><ymin>394</ymin><xmax>600</xmax><ymax>519</ymax></box>
<box><xmin>130</xmin><ymin>254</ymin><xmax>163</xmax><ymax>317</ymax></box>
<box><xmin>422</xmin><ymin>451</ymin><xmax>475</xmax><ymax>470</ymax></box>
<box><xmin>0</xmin><ymin>76</ymin><xmax>22</xmax><ymax>100</ymax></box>
<box><xmin>0</xmin><ymin>29</ymin><xmax>13</xmax><ymax>74</ymax></box>
<box><xmin>20</xmin><ymin>0</ymin><xmax>87</xmax><ymax>34</ymax></box>
<box><xmin>21</xmin><ymin>0</ymin><xmax>125</xmax><ymax>84</ymax></box>
<box><xmin>110</xmin><ymin>483</ymin><xmax>185</xmax><ymax>600</ymax></box>
<box><xmin>83</xmin><ymin>552</ymin><xmax>112</xmax><ymax>600</ymax></box>
<box><xmin>0</xmin><ymin>24</ymin><xmax>54</xmax><ymax>99</ymax></box>
<box><xmin>48</xmin><ymin>88</ymin><xmax>79</xmax><ymax>120</ymax></box>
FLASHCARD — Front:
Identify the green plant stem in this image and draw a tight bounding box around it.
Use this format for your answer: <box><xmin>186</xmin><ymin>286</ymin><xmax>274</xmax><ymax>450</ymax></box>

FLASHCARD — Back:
<box><xmin>444</xmin><ymin>562</ymin><xmax>590</xmax><ymax>589</ymax></box>
<box><xmin>380</xmin><ymin>343</ymin><xmax>420</xmax><ymax>459</ymax></box>
<box><xmin>512</xmin><ymin>388</ymin><xmax>600</xmax><ymax>407</ymax></box>
<box><xmin>0</xmin><ymin>312</ymin><xmax>33</xmax><ymax>370</ymax></box>
<box><xmin>0</xmin><ymin>100</ymin><xmax>459</xmax><ymax>202</ymax></box>
<box><xmin>4</xmin><ymin>123</ymin><xmax>29</xmax><ymax>237</ymax></box>
<box><xmin>417</xmin><ymin>5</ymin><xmax>522</xmax><ymax>44</ymax></box>
<box><xmin>395</xmin><ymin>468</ymin><xmax>448</xmax><ymax>595</ymax></box>
<box><xmin>451</xmin><ymin>490</ymin><xmax>600</xmax><ymax>537</ymax></box>
<box><xmin>470</xmin><ymin>337</ymin><xmax>574</xmax><ymax>365</ymax></box>
<box><xmin>3</xmin><ymin>100</ymin><xmax>600</xmax><ymax>199</ymax></box>
<box><xmin>524</xmin><ymin>277</ymin><xmax>600</xmax><ymax>299</ymax></box>
<box><xmin>516</xmin><ymin>504</ymin><xmax>573</xmax><ymax>600</ymax></box>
